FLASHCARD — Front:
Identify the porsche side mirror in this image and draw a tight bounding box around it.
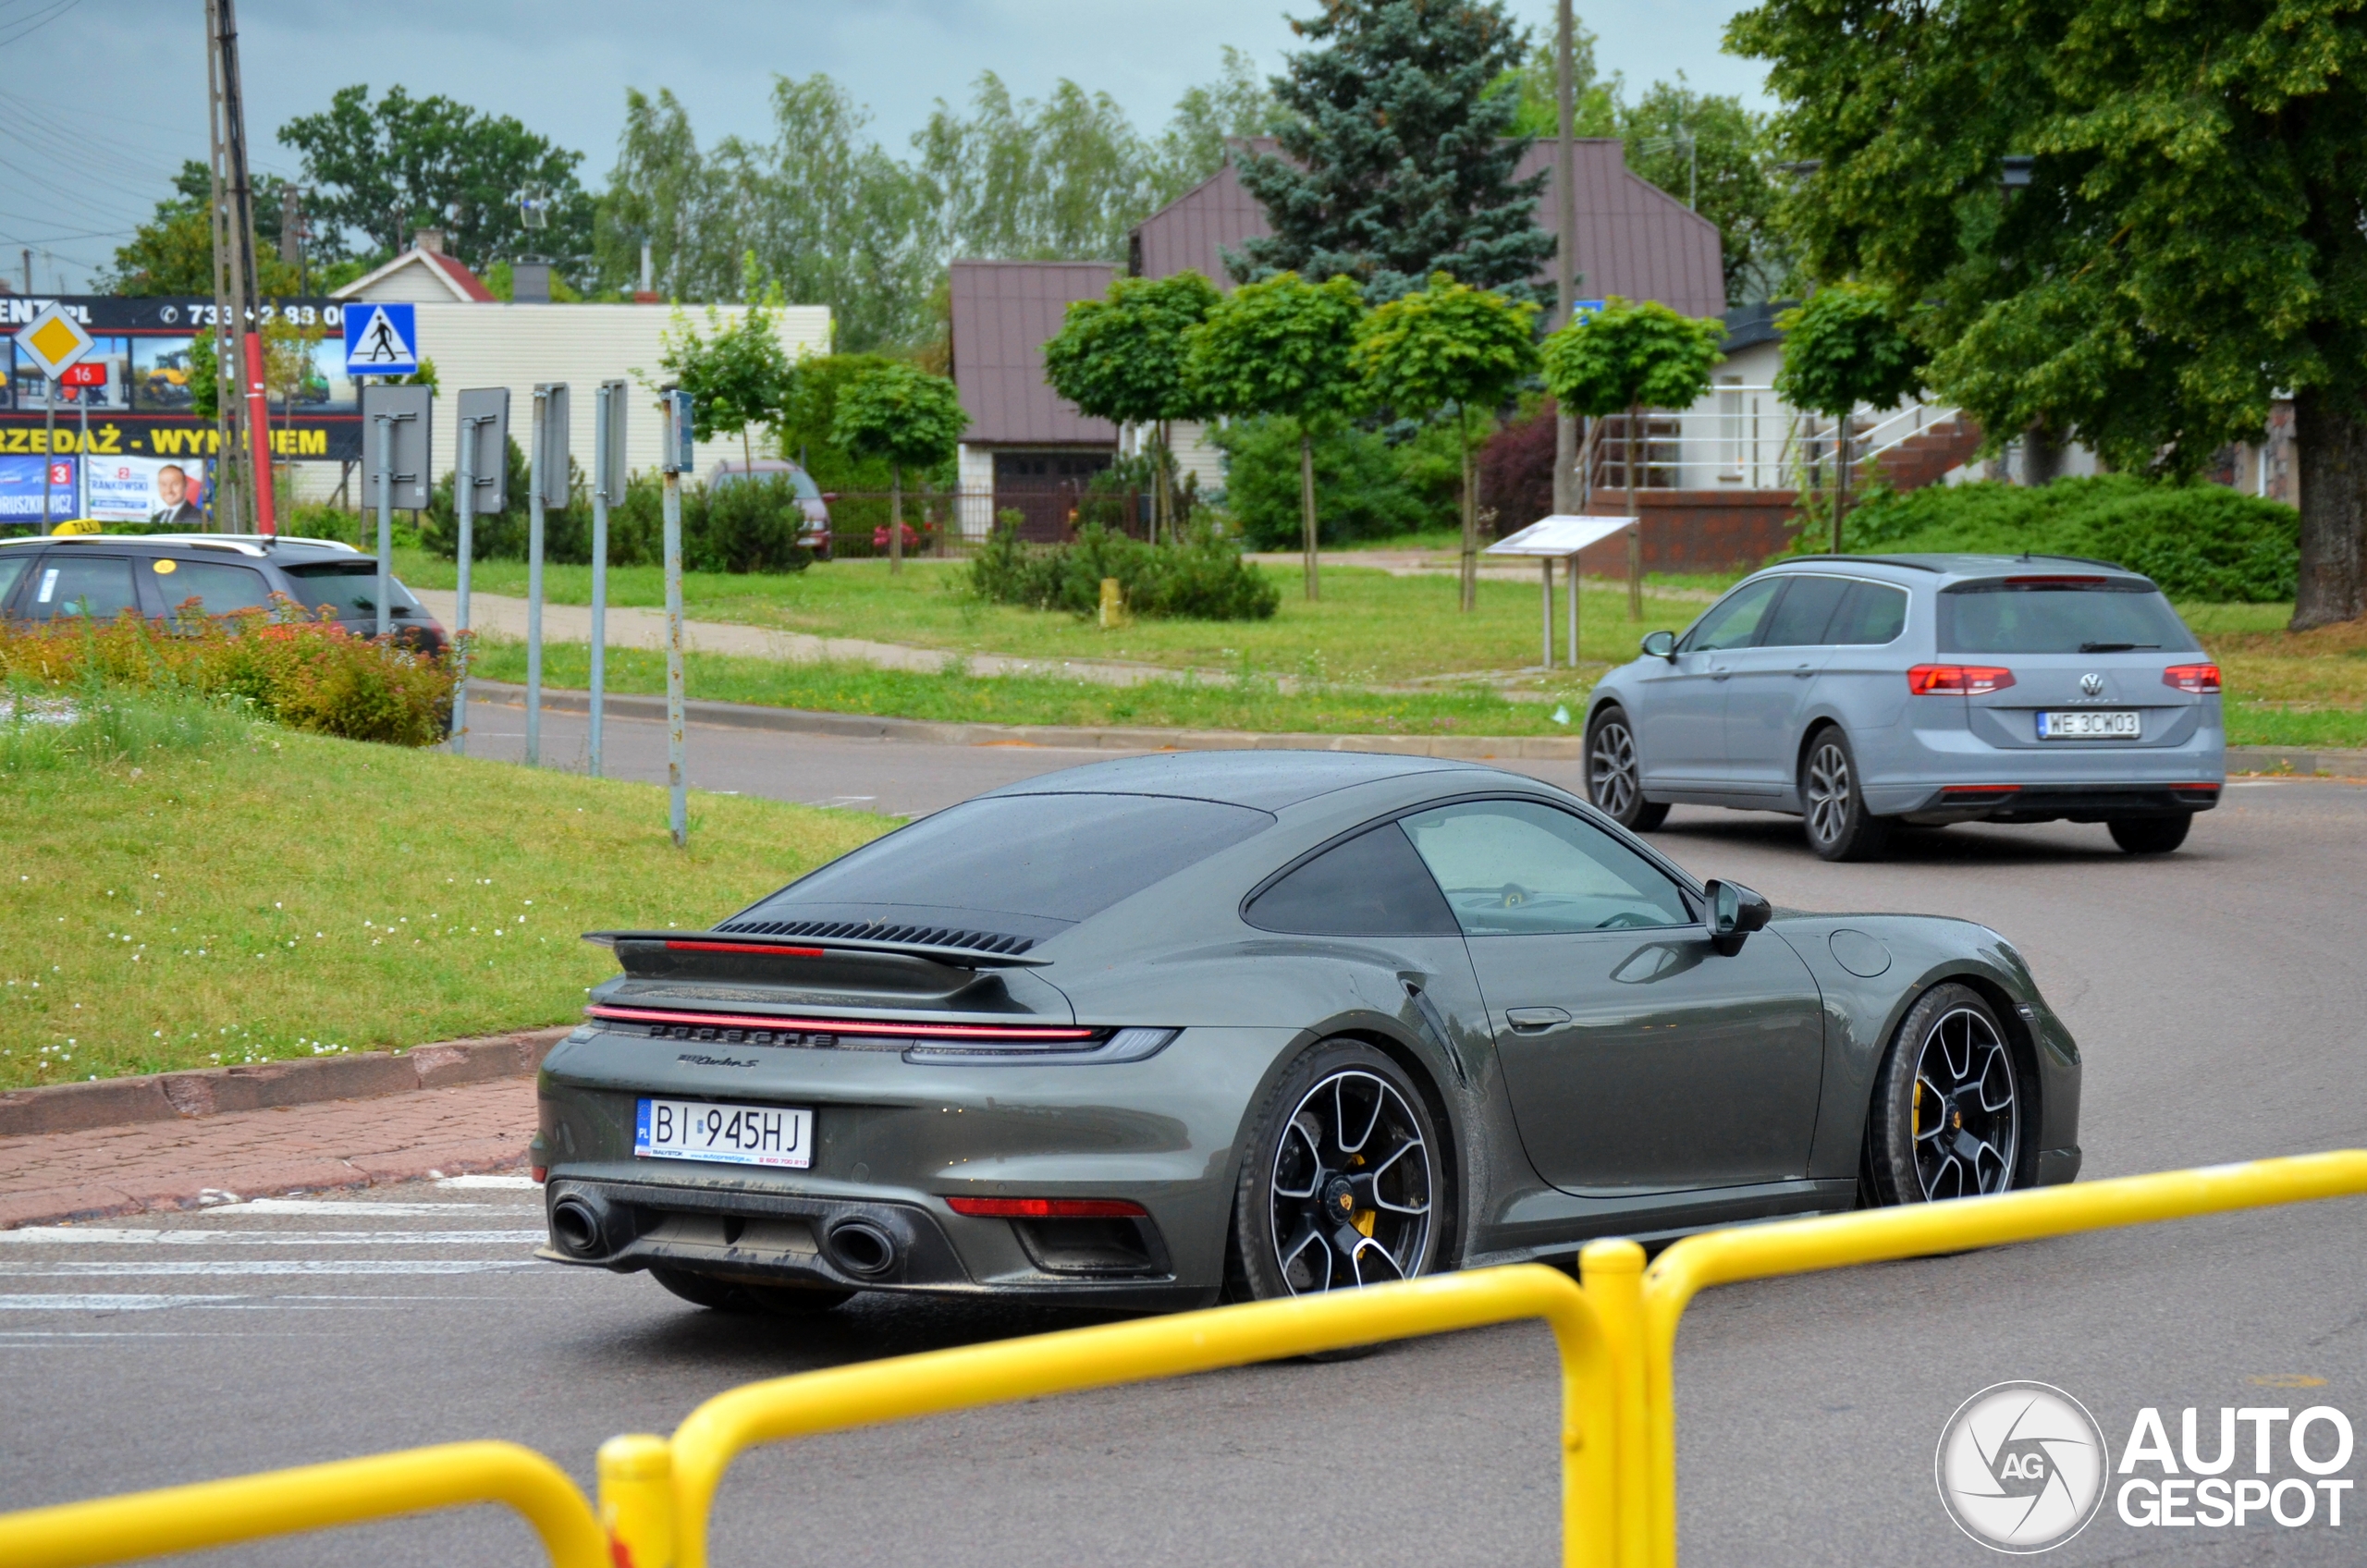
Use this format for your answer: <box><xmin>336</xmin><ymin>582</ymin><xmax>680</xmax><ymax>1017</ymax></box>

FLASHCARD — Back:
<box><xmin>1641</xmin><ymin>630</ymin><xmax>1677</xmax><ymax>661</ymax></box>
<box><xmin>1703</xmin><ymin>878</ymin><xmax>1772</xmax><ymax>956</ymax></box>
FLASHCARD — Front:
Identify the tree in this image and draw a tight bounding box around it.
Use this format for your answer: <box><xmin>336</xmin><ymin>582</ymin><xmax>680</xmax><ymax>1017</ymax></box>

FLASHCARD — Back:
<box><xmin>1232</xmin><ymin>0</ymin><xmax>1552</xmax><ymax>304</ymax></box>
<box><xmin>657</xmin><ymin>269</ymin><xmax>797</xmax><ymax>474</ymax></box>
<box><xmin>1773</xmin><ymin>283</ymin><xmax>1923</xmax><ymax>550</ymax></box>
<box><xmin>1539</xmin><ymin>296</ymin><xmax>1723</xmax><ymax>615</ymax></box>
<box><xmin>101</xmin><ymin>160</ymin><xmax>299</xmax><ymax>297</ymax></box>
<box><xmin>1041</xmin><ymin>271</ymin><xmax>1222</xmax><ymax>544</ymax></box>
<box><xmin>279</xmin><ymin>85</ymin><xmax>592</xmax><ymax>273</ymax></box>
<box><xmin>1353</xmin><ymin>272</ymin><xmax>1540</xmax><ymax>608</ymax></box>
<box><xmin>1729</xmin><ymin>0</ymin><xmax>2367</xmax><ymax>630</ymax></box>
<box><xmin>1188</xmin><ymin>271</ymin><xmax>1367</xmax><ymax>598</ymax></box>
<box><xmin>829</xmin><ymin>361</ymin><xmax>970</xmax><ymax>573</ymax></box>
<box><xmin>1616</xmin><ymin>79</ymin><xmax>1789</xmax><ymax>307</ymax></box>
<box><xmin>1154</xmin><ymin>46</ymin><xmax>1287</xmax><ymax>193</ymax></box>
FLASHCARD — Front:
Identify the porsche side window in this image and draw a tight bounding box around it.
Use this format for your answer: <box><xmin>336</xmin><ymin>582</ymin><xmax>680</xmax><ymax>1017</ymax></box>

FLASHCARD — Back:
<box><xmin>1399</xmin><ymin>800</ymin><xmax>1693</xmax><ymax>936</ymax></box>
<box><xmin>1244</xmin><ymin>823</ymin><xmax>1459</xmax><ymax>937</ymax></box>
<box><xmin>1678</xmin><ymin>577</ymin><xmax>1782</xmax><ymax>652</ymax></box>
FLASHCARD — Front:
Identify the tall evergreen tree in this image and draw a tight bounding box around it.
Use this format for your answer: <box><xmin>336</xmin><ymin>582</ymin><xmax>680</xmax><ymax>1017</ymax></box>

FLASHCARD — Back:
<box><xmin>1230</xmin><ymin>0</ymin><xmax>1551</xmax><ymax>304</ymax></box>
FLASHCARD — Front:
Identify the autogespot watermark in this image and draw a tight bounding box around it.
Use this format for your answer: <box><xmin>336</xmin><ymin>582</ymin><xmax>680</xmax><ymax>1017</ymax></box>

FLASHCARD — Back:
<box><xmin>1937</xmin><ymin>1382</ymin><xmax>2358</xmax><ymax>1552</ymax></box>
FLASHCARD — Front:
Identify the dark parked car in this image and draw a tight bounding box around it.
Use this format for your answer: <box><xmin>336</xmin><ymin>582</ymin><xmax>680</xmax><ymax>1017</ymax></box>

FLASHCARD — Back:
<box><xmin>535</xmin><ymin>752</ymin><xmax>2080</xmax><ymax>1316</ymax></box>
<box><xmin>0</xmin><ymin>533</ymin><xmax>448</xmax><ymax>652</ymax></box>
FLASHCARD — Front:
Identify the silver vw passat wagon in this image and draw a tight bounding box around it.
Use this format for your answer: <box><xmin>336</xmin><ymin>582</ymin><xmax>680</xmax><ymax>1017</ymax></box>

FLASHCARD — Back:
<box><xmin>1582</xmin><ymin>555</ymin><xmax>2226</xmax><ymax>860</ymax></box>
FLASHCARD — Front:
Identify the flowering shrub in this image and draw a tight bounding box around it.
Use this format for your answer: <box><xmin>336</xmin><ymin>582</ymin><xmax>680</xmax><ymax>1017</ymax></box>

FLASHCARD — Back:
<box><xmin>0</xmin><ymin>599</ymin><xmax>457</xmax><ymax>747</ymax></box>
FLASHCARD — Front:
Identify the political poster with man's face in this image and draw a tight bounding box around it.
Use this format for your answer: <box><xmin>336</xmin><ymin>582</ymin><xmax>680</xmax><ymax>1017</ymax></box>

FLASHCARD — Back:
<box><xmin>83</xmin><ymin>455</ymin><xmax>206</xmax><ymax>521</ymax></box>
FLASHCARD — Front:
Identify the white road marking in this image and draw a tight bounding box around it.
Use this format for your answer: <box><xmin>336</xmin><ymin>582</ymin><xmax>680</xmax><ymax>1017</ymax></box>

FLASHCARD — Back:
<box><xmin>210</xmin><ymin>1198</ymin><xmax>528</xmax><ymax>1216</ymax></box>
<box><xmin>0</xmin><ymin>1230</ymin><xmax>546</xmax><ymax>1246</ymax></box>
<box><xmin>435</xmin><ymin>1175</ymin><xmax>540</xmax><ymax>1190</ymax></box>
<box><xmin>0</xmin><ymin>1294</ymin><xmax>247</xmax><ymax>1310</ymax></box>
<box><xmin>0</xmin><ymin>1260</ymin><xmax>538</xmax><ymax>1277</ymax></box>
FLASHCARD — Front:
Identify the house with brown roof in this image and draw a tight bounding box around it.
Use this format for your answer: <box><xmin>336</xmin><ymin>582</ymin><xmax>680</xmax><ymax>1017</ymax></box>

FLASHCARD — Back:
<box><xmin>329</xmin><ymin>229</ymin><xmax>499</xmax><ymax>304</ymax></box>
<box><xmin>948</xmin><ymin>138</ymin><xmax>1723</xmax><ymax>537</ymax></box>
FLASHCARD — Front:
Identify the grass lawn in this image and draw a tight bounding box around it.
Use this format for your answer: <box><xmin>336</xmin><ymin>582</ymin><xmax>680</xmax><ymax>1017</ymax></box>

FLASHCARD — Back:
<box><xmin>0</xmin><ymin>715</ymin><xmax>889</xmax><ymax>1090</ymax></box>
<box><xmin>393</xmin><ymin>547</ymin><xmax>1724</xmax><ymax>686</ymax></box>
<box><xmin>2186</xmin><ymin>604</ymin><xmax>2367</xmax><ymax>751</ymax></box>
<box><xmin>469</xmin><ymin>640</ymin><xmax>1599</xmax><ymax>737</ymax></box>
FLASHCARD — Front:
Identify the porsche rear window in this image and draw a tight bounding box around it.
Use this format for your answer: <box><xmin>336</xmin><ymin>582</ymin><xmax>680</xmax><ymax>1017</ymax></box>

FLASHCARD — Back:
<box><xmin>1940</xmin><ymin>580</ymin><xmax>2198</xmax><ymax>655</ymax></box>
<box><xmin>752</xmin><ymin>793</ymin><xmax>1274</xmax><ymax>926</ymax></box>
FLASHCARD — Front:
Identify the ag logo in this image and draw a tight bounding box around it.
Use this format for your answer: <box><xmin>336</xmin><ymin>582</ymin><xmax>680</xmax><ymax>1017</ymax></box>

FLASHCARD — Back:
<box><xmin>1936</xmin><ymin>1381</ymin><xmax>2110</xmax><ymax>1552</ymax></box>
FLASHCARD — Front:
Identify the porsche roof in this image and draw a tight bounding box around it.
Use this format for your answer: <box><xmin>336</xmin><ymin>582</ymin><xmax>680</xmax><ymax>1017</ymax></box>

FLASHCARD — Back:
<box><xmin>983</xmin><ymin>750</ymin><xmax>1488</xmax><ymax>811</ymax></box>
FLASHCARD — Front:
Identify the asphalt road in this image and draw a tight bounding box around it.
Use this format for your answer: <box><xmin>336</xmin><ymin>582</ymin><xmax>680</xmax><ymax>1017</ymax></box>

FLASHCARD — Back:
<box><xmin>6</xmin><ymin>712</ymin><xmax>2365</xmax><ymax>1566</ymax></box>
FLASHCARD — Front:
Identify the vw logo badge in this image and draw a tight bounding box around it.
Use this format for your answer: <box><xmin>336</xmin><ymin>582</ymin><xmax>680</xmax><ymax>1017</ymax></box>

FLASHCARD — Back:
<box><xmin>1935</xmin><ymin>1381</ymin><xmax>2110</xmax><ymax>1553</ymax></box>
<box><xmin>2079</xmin><ymin>672</ymin><xmax>2105</xmax><ymax>696</ymax></box>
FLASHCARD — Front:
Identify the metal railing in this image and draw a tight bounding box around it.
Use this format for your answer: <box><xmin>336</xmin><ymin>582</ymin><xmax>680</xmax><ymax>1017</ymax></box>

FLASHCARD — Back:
<box><xmin>4</xmin><ymin>1149</ymin><xmax>2362</xmax><ymax>1568</ymax></box>
<box><xmin>1579</xmin><ymin>388</ymin><xmax>1967</xmax><ymax>496</ymax></box>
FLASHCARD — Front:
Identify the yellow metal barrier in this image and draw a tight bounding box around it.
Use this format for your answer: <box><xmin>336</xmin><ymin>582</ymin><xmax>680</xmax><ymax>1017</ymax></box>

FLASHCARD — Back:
<box><xmin>0</xmin><ymin>1439</ymin><xmax>608</xmax><ymax>1568</ymax></box>
<box><xmin>1587</xmin><ymin>1148</ymin><xmax>2367</xmax><ymax>1568</ymax></box>
<box><xmin>617</xmin><ymin>1262</ymin><xmax>1625</xmax><ymax>1568</ymax></box>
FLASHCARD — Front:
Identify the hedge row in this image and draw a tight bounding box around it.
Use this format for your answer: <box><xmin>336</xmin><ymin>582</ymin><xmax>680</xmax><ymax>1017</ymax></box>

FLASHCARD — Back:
<box><xmin>1815</xmin><ymin>475</ymin><xmax>2300</xmax><ymax>602</ymax></box>
<box><xmin>0</xmin><ymin>606</ymin><xmax>455</xmax><ymax>747</ymax></box>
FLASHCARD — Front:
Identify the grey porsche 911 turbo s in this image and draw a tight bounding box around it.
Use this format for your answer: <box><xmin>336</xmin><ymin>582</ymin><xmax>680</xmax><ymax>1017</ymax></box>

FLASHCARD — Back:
<box><xmin>534</xmin><ymin>752</ymin><xmax>2080</xmax><ymax>1315</ymax></box>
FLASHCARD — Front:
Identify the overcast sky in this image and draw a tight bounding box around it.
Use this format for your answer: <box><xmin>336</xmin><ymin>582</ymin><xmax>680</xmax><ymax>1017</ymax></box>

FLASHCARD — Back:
<box><xmin>0</xmin><ymin>0</ymin><xmax>1771</xmax><ymax>293</ymax></box>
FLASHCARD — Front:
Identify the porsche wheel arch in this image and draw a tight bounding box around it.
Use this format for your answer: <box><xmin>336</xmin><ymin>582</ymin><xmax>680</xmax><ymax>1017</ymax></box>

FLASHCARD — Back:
<box><xmin>1866</xmin><ymin>966</ymin><xmax>2050</xmax><ymax>1191</ymax></box>
<box><xmin>1234</xmin><ymin>1014</ymin><xmax>1472</xmax><ymax>1269</ymax></box>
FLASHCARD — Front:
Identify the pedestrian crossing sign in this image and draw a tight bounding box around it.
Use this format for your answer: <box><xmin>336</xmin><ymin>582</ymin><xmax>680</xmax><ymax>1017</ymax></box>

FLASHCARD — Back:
<box><xmin>342</xmin><ymin>302</ymin><xmax>420</xmax><ymax>375</ymax></box>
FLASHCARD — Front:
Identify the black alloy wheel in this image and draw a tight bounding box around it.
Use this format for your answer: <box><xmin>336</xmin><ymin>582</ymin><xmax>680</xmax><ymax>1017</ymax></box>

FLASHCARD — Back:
<box><xmin>1800</xmin><ymin>727</ymin><xmax>1893</xmax><ymax>862</ymax></box>
<box><xmin>1863</xmin><ymin>984</ymin><xmax>2024</xmax><ymax>1206</ymax></box>
<box><xmin>649</xmin><ymin>1264</ymin><xmax>855</xmax><ymax>1316</ymax></box>
<box><xmin>2108</xmin><ymin>813</ymin><xmax>2192</xmax><ymax>855</ymax></box>
<box><xmin>1231</xmin><ymin>1041</ymin><xmax>1446</xmax><ymax>1304</ymax></box>
<box><xmin>1586</xmin><ymin>707</ymin><xmax>1670</xmax><ymax>831</ymax></box>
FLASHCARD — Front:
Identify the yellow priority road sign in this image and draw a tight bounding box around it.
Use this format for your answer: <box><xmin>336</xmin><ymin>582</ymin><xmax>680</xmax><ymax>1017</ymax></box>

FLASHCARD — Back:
<box><xmin>14</xmin><ymin>302</ymin><xmax>94</xmax><ymax>379</ymax></box>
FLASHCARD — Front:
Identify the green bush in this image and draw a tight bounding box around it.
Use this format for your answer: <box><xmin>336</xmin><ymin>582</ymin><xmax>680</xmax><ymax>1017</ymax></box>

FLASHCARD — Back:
<box><xmin>417</xmin><ymin>451</ymin><xmax>807</xmax><ymax>575</ymax></box>
<box><xmin>968</xmin><ymin>521</ymin><xmax>1280</xmax><ymax>620</ymax></box>
<box><xmin>1809</xmin><ymin>476</ymin><xmax>2300</xmax><ymax>602</ymax></box>
<box><xmin>1213</xmin><ymin>416</ymin><xmax>1429</xmax><ymax>549</ymax></box>
<box><xmin>0</xmin><ymin>606</ymin><xmax>455</xmax><ymax>747</ymax></box>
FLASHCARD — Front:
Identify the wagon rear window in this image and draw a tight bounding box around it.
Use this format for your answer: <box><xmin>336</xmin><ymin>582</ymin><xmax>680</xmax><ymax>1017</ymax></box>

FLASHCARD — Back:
<box><xmin>1940</xmin><ymin>579</ymin><xmax>2198</xmax><ymax>655</ymax></box>
<box><xmin>752</xmin><ymin>792</ymin><xmax>1274</xmax><ymax>927</ymax></box>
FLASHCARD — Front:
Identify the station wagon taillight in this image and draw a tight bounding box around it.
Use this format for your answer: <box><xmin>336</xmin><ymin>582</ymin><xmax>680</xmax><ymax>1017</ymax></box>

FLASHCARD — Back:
<box><xmin>1908</xmin><ymin>664</ymin><xmax>2017</xmax><ymax>695</ymax></box>
<box><xmin>2162</xmin><ymin>663</ymin><xmax>2222</xmax><ymax>693</ymax></box>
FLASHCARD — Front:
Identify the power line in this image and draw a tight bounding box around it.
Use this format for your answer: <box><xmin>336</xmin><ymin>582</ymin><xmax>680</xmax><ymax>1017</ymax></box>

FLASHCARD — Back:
<box><xmin>0</xmin><ymin>0</ymin><xmax>80</xmax><ymax>50</ymax></box>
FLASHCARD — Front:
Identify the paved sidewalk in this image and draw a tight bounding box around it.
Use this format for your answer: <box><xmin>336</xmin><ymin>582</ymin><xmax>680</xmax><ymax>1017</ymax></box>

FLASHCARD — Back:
<box><xmin>417</xmin><ymin>589</ymin><xmax>1227</xmax><ymax>690</ymax></box>
<box><xmin>0</xmin><ymin>1076</ymin><xmax>537</xmax><ymax>1229</ymax></box>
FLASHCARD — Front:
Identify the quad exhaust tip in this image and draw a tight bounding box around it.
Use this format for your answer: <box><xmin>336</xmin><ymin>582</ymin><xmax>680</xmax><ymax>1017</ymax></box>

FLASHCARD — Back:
<box><xmin>825</xmin><ymin>1218</ymin><xmax>900</xmax><ymax>1277</ymax></box>
<box><xmin>550</xmin><ymin>1194</ymin><xmax>608</xmax><ymax>1258</ymax></box>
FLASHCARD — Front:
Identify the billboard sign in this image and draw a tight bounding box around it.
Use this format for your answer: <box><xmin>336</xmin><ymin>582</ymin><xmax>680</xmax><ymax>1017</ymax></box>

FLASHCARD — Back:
<box><xmin>83</xmin><ymin>454</ymin><xmax>207</xmax><ymax>523</ymax></box>
<box><xmin>0</xmin><ymin>456</ymin><xmax>78</xmax><ymax>523</ymax></box>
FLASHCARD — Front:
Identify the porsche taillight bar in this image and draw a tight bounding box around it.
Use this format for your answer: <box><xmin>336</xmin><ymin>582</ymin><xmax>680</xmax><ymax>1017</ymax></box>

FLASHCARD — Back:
<box><xmin>585</xmin><ymin>1003</ymin><xmax>1097</xmax><ymax>1042</ymax></box>
<box><xmin>662</xmin><ymin>940</ymin><xmax>828</xmax><ymax>958</ymax></box>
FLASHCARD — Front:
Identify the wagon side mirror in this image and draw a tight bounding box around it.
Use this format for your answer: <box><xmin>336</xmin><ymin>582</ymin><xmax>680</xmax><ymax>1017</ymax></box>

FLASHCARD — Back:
<box><xmin>1641</xmin><ymin>630</ymin><xmax>1677</xmax><ymax>661</ymax></box>
<box><xmin>1703</xmin><ymin>879</ymin><xmax>1772</xmax><ymax>956</ymax></box>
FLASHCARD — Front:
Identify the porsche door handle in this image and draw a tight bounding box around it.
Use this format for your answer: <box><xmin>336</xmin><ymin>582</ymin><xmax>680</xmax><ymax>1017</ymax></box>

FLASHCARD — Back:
<box><xmin>1505</xmin><ymin>1007</ymin><xmax>1572</xmax><ymax>1032</ymax></box>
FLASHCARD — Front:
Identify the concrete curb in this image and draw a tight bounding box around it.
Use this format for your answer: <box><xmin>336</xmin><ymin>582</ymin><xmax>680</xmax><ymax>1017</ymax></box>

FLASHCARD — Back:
<box><xmin>469</xmin><ymin>681</ymin><xmax>1593</xmax><ymax>761</ymax></box>
<box><xmin>0</xmin><ymin>1026</ymin><xmax>570</xmax><ymax>1141</ymax></box>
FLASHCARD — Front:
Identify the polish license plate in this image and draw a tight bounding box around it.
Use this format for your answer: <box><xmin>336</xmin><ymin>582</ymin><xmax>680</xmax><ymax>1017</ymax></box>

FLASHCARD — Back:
<box><xmin>635</xmin><ymin>1098</ymin><xmax>813</xmax><ymax>1168</ymax></box>
<box><xmin>2036</xmin><ymin>710</ymin><xmax>2140</xmax><ymax>740</ymax></box>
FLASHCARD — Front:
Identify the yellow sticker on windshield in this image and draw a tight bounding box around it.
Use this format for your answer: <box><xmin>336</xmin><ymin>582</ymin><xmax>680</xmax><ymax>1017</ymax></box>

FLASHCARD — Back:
<box><xmin>153</xmin><ymin>558</ymin><xmax>178</xmax><ymax>573</ymax></box>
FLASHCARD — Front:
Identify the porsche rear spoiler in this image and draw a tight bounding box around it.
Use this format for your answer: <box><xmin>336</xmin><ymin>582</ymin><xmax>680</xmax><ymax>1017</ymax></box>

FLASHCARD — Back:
<box><xmin>583</xmin><ymin>929</ymin><xmax>1053</xmax><ymax>970</ymax></box>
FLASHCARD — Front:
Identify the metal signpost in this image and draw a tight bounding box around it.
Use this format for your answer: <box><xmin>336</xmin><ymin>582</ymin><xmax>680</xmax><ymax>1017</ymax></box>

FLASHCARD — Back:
<box><xmin>360</xmin><ymin>386</ymin><xmax>431</xmax><ymax>638</ymax></box>
<box><xmin>1486</xmin><ymin>514</ymin><xmax>1637</xmax><ymax>670</ymax></box>
<box><xmin>661</xmin><ymin>389</ymin><xmax>694</xmax><ymax>848</ymax></box>
<box><xmin>526</xmin><ymin>384</ymin><xmax>570</xmax><ymax>768</ymax></box>
<box><xmin>451</xmin><ymin>388</ymin><xmax>510</xmax><ymax>755</ymax></box>
<box><xmin>590</xmin><ymin>381</ymin><xmax>629</xmax><ymax>778</ymax></box>
<box><xmin>14</xmin><ymin>303</ymin><xmax>93</xmax><ymax>532</ymax></box>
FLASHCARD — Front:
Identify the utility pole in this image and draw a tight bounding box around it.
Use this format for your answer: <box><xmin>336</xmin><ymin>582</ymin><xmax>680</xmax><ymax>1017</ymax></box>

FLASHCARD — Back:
<box><xmin>203</xmin><ymin>0</ymin><xmax>244</xmax><ymax>533</ymax></box>
<box><xmin>280</xmin><ymin>184</ymin><xmax>305</xmax><ymax>296</ymax></box>
<box><xmin>1551</xmin><ymin>0</ymin><xmax>1581</xmax><ymax>522</ymax></box>
<box><xmin>207</xmin><ymin>0</ymin><xmax>276</xmax><ymax>535</ymax></box>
